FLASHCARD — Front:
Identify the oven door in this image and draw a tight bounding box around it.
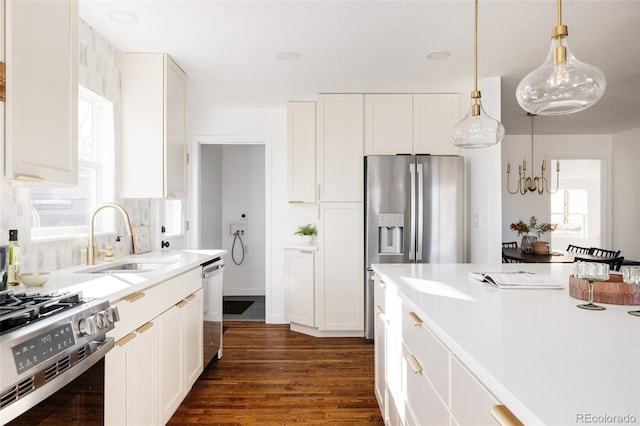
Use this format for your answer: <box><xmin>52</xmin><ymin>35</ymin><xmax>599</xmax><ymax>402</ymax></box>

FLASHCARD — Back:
<box><xmin>3</xmin><ymin>338</ymin><xmax>112</xmax><ymax>425</ymax></box>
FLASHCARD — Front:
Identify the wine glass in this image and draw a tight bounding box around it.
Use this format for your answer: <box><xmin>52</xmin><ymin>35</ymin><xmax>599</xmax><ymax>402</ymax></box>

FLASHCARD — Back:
<box><xmin>622</xmin><ymin>266</ymin><xmax>640</xmax><ymax>317</ymax></box>
<box><xmin>575</xmin><ymin>261</ymin><xmax>609</xmax><ymax>311</ymax></box>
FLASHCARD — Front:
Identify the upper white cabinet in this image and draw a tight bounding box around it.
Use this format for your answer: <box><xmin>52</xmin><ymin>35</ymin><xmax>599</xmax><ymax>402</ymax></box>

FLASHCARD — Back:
<box><xmin>365</xmin><ymin>94</ymin><xmax>413</xmax><ymax>155</ymax></box>
<box><xmin>122</xmin><ymin>53</ymin><xmax>187</xmax><ymax>199</ymax></box>
<box><xmin>413</xmin><ymin>94</ymin><xmax>460</xmax><ymax>155</ymax></box>
<box><xmin>316</xmin><ymin>94</ymin><xmax>363</xmax><ymax>202</ymax></box>
<box><xmin>287</xmin><ymin>102</ymin><xmax>316</xmax><ymax>203</ymax></box>
<box><xmin>5</xmin><ymin>0</ymin><xmax>78</xmax><ymax>185</ymax></box>
<box><xmin>363</xmin><ymin>94</ymin><xmax>461</xmax><ymax>156</ymax></box>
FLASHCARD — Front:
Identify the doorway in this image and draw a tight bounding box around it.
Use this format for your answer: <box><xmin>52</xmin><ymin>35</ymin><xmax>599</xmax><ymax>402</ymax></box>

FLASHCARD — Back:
<box><xmin>550</xmin><ymin>159</ymin><xmax>603</xmax><ymax>250</ymax></box>
<box><xmin>199</xmin><ymin>143</ymin><xmax>266</xmax><ymax>321</ymax></box>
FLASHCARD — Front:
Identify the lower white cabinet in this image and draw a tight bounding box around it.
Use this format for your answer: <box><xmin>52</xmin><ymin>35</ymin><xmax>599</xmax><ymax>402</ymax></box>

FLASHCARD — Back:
<box><xmin>374</xmin><ymin>272</ymin><xmax>520</xmax><ymax>426</ymax></box>
<box><xmin>284</xmin><ymin>249</ymin><xmax>315</xmax><ymax>327</ymax></box>
<box><xmin>105</xmin><ymin>269</ymin><xmax>203</xmax><ymax>425</ymax></box>
<box><xmin>316</xmin><ymin>203</ymin><xmax>364</xmax><ymax>332</ymax></box>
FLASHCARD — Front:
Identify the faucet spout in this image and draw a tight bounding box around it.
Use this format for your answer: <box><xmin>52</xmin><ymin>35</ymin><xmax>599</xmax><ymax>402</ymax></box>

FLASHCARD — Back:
<box><xmin>87</xmin><ymin>203</ymin><xmax>133</xmax><ymax>265</ymax></box>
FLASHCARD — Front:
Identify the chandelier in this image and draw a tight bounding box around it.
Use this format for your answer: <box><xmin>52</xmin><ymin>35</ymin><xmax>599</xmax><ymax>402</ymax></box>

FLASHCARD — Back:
<box><xmin>506</xmin><ymin>114</ymin><xmax>560</xmax><ymax>195</ymax></box>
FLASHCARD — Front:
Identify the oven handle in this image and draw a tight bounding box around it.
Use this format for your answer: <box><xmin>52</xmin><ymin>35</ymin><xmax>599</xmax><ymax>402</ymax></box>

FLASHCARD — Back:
<box><xmin>0</xmin><ymin>336</ymin><xmax>114</xmax><ymax>424</ymax></box>
<box><xmin>203</xmin><ymin>262</ymin><xmax>224</xmax><ymax>279</ymax></box>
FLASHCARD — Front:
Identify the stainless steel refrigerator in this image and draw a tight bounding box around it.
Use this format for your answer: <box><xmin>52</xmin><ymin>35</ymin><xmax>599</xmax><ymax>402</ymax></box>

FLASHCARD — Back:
<box><xmin>364</xmin><ymin>155</ymin><xmax>464</xmax><ymax>339</ymax></box>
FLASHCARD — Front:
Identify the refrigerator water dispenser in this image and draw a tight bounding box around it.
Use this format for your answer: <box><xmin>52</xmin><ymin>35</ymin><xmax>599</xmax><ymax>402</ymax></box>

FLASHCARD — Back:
<box><xmin>378</xmin><ymin>213</ymin><xmax>404</xmax><ymax>254</ymax></box>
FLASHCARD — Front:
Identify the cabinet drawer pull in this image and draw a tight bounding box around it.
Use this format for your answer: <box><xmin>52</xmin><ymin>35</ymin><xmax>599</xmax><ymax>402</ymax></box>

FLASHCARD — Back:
<box><xmin>378</xmin><ymin>279</ymin><xmax>386</xmax><ymax>288</ymax></box>
<box><xmin>14</xmin><ymin>173</ymin><xmax>44</xmax><ymax>182</ymax></box>
<box><xmin>123</xmin><ymin>292</ymin><xmax>145</xmax><ymax>303</ymax></box>
<box><xmin>186</xmin><ymin>294</ymin><xmax>197</xmax><ymax>301</ymax></box>
<box><xmin>490</xmin><ymin>405</ymin><xmax>524</xmax><ymax>426</ymax></box>
<box><xmin>136</xmin><ymin>322</ymin><xmax>154</xmax><ymax>334</ymax></box>
<box><xmin>408</xmin><ymin>311</ymin><xmax>423</xmax><ymax>326</ymax></box>
<box><xmin>289</xmin><ymin>200</ymin><xmax>304</xmax><ymax>204</ymax></box>
<box><xmin>176</xmin><ymin>300</ymin><xmax>188</xmax><ymax>308</ymax></box>
<box><xmin>300</xmin><ymin>250</ymin><xmax>313</xmax><ymax>254</ymax></box>
<box><xmin>375</xmin><ymin>305</ymin><xmax>385</xmax><ymax>315</ymax></box>
<box><xmin>116</xmin><ymin>332</ymin><xmax>136</xmax><ymax>346</ymax></box>
<box><xmin>407</xmin><ymin>354</ymin><xmax>423</xmax><ymax>374</ymax></box>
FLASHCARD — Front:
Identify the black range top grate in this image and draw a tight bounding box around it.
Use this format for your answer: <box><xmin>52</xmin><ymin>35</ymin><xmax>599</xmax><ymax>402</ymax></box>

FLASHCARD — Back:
<box><xmin>0</xmin><ymin>291</ymin><xmax>85</xmax><ymax>336</ymax></box>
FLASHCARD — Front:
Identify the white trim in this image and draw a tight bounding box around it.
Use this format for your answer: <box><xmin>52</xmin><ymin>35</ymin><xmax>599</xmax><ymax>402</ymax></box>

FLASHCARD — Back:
<box><xmin>190</xmin><ymin>134</ymin><xmax>273</xmax><ymax>323</ymax></box>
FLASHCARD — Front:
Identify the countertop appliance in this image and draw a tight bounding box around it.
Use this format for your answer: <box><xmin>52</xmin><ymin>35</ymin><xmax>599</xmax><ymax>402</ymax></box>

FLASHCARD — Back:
<box><xmin>0</xmin><ymin>290</ymin><xmax>118</xmax><ymax>424</ymax></box>
<box><xmin>202</xmin><ymin>256</ymin><xmax>224</xmax><ymax>368</ymax></box>
<box><xmin>364</xmin><ymin>155</ymin><xmax>464</xmax><ymax>340</ymax></box>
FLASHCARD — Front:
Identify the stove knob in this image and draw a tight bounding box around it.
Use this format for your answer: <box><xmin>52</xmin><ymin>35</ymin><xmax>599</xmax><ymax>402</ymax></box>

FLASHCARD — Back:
<box><xmin>95</xmin><ymin>312</ymin><xmax>108</xmax><ymax>329</ymax></box>
<box><xmin>79</xmin><ymin>316</ymin><xmax>98</xmax><ymax>336</ymax></box>
<box><xmin>105</xmin><ymin>306</ymin><xmax>120</xmax><ymax>324</ymax></box>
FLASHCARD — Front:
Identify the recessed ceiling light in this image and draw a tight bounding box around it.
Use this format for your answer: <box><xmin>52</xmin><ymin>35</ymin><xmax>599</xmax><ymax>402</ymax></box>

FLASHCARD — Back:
<box><xmin>108</xmin><ymin>10</ymin><xmax>139</xmax><ymax>25</ymax></box>
<box><xmin>277</xmin><ymin>52</ymin><xmax>301</xmax><ymax>61</ymax></box>
<box><xmin>426</xmin><ymin>51</ymin><xmax>451</xmax><ymax>61</ymax></box>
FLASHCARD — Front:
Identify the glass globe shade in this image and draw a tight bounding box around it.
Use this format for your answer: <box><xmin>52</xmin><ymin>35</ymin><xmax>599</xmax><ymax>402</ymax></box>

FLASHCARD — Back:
<box><xmin>450</xmin><ymin>98</ymin><xmax>505</xmax><ymax>148</ymax></box>
<box><xmin>516</xmin><ymin>37</ymin><xmax>607</xmax><ymax>115</ymax></box>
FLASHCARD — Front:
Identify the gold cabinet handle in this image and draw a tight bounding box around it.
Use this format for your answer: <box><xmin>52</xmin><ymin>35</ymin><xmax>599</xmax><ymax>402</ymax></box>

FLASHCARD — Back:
<box><xmin>116</xmin><ymin>332</ymin><xmax>136</xmax><ymax>346</ymax></box>
<box><xmin>289</xmin><ymin>200</ymin><xmax>304</xmax><ymax>204</ymax></box>
<box><xmin>136</xmin><ymin>322</ymin><xmax>154</xmax><ymax>334</ymax></box>
<box><xmin>490</xmin><ymin>405</ymin><xmax>524</xmax><ymax>426</ymax></box>
<box><xmin>408</xmin><ymin>311</ymin><xmax>423</xmax><ymax>326</ymax></box>
<box><xmin>375</xmin><ymin>305</ymin><xmax>385</xmax><ymax>315</ymax></box>
<box><xmin>407</xmin><ymin>354</ymin><xmax>423</xmax><ymax>374</ymax></box>
<box><xmin>300</xmin><ymin>250</ymin><xmax>313</xmax><ymax>254</ymax></box>
<box><xmin>123</xmin><ymin>292</ymin><xmax>145</xmax><ymax>303</ymax></box>
<box><xmin>14</xmin><ymin>174</ymin><xmax>45</xmax><ymax>182</ymax></box>
<box><xmin>378</xmin><ymin>279</ymin><xmax>386</xmax><ymax>288</ymax></box>
<box><xmin>186</xmin><ymin>294</ymin><xmax>196</xmax><ymax>301</ymax></box>
<box><xmin>176</xmin><ymin>300</ymin><xmax>188</xmax><ymax>308</ymax></box>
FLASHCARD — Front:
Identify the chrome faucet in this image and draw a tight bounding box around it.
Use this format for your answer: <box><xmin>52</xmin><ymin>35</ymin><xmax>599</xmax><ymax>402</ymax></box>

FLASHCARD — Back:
<box><xmin>87</xmin><ymin>203</ymin><xmax>133</xmax><ymax>265</ymax></box>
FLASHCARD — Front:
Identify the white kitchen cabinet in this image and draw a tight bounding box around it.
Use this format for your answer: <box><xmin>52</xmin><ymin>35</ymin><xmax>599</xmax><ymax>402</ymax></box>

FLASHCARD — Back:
<box><xmin>316</xmin><ymin>94</ymin><xmax>363</xmax><ymax>202</ymax></box>
<box><xmin>413</xmin><ymin>94</ymin><xmax>460</xmax><ymax>155</ymax></box>
<box><xmin>450</xmin><ymin>355</ymin><xmax>500</xmax><ymax>426</ymax></box>
<box><xmin>183</xmin><ymin>290</ymin><xmax>204</xmax><ymax>390</ymax></box>
<box><xmin>287</xmin><ymin>102</ymin><xmax>316</xmax><ymax>203</ymax></box>
<box><xmin>364</xmin><ymin>94</ymin><xmax>413</xmax><ymax>155</ymax></box>
<box><xmin>158</xmin><ymin>303</ymin><xmax>184</xmax><ymax>424</ymax></box>
<box><xmin>105</xmin><ymin>267</ymin><xmax>203</xmax><ymax>425</ymax></box>
<box><xmin>5</xmin><ymin>0</ymin><xmax>78</xmax><ymax>185</ymax></box>
<box><xmin>315</xmin><ymin>203</ymin><xmax>363</xmax><ymax>332</ymax></box>
<box><xmin>284</xmin><ymin>248</ymin><xmax>315</xmax><ymax>327</ymax></box>
<box><xmin>122</xmin><ymin>53</ymin><xmax>187</xmax><ymax>199</ymax></box>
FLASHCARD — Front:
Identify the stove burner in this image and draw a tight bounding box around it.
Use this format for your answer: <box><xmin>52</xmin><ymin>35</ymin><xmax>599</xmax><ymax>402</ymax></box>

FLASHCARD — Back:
<box><xmin>0</xmin><ymin>291</ymin><xmax>85</xmax><ymax>336</ymax></box>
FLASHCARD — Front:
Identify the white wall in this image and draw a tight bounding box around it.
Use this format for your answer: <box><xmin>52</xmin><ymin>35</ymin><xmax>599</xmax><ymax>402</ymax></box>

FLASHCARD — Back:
<box><xmin>189</xmin><ymin>106</ymin><xmax>317</xmax><ymax>323</ymax></box>
<box><xmin>612</xmin><ymin>126</ymin><xmax>640</xmax><ymax>261</ymax></box>
<box><xmin>501</xmin><ymin>134</ymin><xmax>612</xmax><ymax>251</ymax></box>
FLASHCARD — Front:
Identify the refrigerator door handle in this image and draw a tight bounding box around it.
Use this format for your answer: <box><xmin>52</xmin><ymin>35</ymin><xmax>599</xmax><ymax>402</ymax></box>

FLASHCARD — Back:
<box><xmin>417</xmin><ymin>163</ymin><xmax>424</xmax><ymax>261</ymax></box>
<box><xmin>409</xmin><ymin>163</ymin><xmax>416</xmax><ymax>261</ymax></box>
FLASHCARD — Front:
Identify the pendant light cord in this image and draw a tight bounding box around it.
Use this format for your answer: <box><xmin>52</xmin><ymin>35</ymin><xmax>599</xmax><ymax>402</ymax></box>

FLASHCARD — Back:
<box><xmin>473</xmin><ymin>0</ymin><xmax>478</xmax><ymax>94</ymax></box>
<box><xmin>557</xmin><ymin>0</ymin><xmax>563</xmax><ymax>27</ymax></box>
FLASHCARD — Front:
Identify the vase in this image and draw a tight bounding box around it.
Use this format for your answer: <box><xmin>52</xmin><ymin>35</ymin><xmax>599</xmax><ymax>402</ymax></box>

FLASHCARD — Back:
<box><xmin>521</xmin><ymin>234</ymin><xmax>538</xmax><ymax>253</ymax></box>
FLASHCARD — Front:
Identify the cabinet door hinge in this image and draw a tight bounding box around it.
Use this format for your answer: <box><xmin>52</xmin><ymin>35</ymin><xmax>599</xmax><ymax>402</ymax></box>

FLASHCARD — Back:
<box><xmin>186</xmin><ymin>152</ymin><xmax>190</xmax><ymax>164</ymax></box>
<box><xmin>186</xmin><ymin>220</ymin><xmax>190</xmax><ymax>231</ymax></box>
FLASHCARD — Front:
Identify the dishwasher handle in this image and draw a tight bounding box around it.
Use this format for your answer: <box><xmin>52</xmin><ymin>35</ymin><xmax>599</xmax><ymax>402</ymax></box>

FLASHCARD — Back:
<box><xmin>203</xmin><ymin>262</ymin><xmax>224</xmax><ymax>278</ymax></box>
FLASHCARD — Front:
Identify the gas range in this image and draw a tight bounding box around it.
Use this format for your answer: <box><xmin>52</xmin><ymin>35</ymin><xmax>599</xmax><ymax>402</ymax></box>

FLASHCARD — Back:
<box><xmin>0</xmin><ymin>289</ymin><xmax>119</xmax><ymax>423</ymax></box>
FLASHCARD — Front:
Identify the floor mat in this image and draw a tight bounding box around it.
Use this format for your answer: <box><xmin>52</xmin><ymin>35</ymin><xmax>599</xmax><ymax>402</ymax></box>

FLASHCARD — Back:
<box><xmin>223</xmin><ymin>300</ymin><xmax>254</xmax><ymax>315</ymax></box>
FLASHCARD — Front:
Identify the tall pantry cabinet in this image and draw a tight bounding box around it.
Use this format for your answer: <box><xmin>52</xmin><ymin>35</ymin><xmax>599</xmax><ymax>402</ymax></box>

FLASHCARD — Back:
<box><xmin>286</xmin><ymin>95</ymin><xmax>364</xmax><ymax>336</ymax></box>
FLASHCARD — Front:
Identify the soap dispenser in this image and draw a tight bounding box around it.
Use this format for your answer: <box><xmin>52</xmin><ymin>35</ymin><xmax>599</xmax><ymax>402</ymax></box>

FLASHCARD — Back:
<box><xmin>113</xmin><ymin>236</ymin><xmax>124</xmax><ymax>260</ymax></box>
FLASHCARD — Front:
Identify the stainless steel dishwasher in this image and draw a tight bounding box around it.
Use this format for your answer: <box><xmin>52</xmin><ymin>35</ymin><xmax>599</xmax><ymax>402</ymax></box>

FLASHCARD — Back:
<box><xmin>202</xmin><ymin>256</ymin><xmax>224</xmax><ymax>367</ymax></box>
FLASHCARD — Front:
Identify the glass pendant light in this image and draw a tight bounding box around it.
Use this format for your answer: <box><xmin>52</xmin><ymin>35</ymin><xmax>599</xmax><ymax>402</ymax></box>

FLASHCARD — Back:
<box><xmin>516</xmin><ymin>0</ymin><xmax>606</xmax><ymax>115</ymax></box>
<box><xmin>450</xmin><ymin>0</ymin><xmax>504</xmax><ymax>149</ymax></box>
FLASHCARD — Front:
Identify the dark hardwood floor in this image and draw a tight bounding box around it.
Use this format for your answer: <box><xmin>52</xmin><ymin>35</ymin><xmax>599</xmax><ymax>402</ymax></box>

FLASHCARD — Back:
<box><xmin>169</xmin><ymin>322</ymin><xmax>384</xmax><ymax>425</ymax></box>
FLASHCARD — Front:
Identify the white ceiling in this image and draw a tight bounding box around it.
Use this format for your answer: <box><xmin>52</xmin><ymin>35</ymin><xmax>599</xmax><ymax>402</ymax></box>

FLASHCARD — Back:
<box><xmin>79</xmin><ymin>0</ymin><xmax>640</xmax><ymax>135</ymax></box>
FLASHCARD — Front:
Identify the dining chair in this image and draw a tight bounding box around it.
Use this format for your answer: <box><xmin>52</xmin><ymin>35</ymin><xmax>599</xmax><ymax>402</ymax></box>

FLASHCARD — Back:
<box><xmin>566</xmin><ymin>244</ymin><xmax>591</xmax><ymax>254</ymax></box>
<box><xmin>589</xmin><ymin>247</ymin><xmax>621</xmax><ymax>258</ymax></box>
<box><xmin>574</xmin><ymin>256</ymin><xmax>625</xmax><ymax>272</ymax></box>
<box><xmin>502</xmin><ymin>254</ymin><xmax>522</xmax><ymax>263</ymax></box>
<box><xmin>502</xmin><ymin>241</ymin><xmax>517</xmax><ymax>249</ymax></box>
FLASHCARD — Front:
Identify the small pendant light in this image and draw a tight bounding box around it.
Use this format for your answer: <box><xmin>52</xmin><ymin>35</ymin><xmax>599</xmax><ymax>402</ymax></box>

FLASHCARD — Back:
<box><xmin>450</xmin><ymin>0</ymin><xmax>505</xmax><ymax>149</ymax></box>
<box><xmin>516</xmin><ymin>0</ymin><xmax>606</xmax><ymax>115</ymax></box>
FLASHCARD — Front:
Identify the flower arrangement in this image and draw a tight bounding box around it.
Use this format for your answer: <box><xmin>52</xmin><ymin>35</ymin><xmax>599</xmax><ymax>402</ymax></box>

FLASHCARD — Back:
<box><xmin>509</xmin><ymin>216</ymin><xmax>557</xmax><ymax>237</ymax></box>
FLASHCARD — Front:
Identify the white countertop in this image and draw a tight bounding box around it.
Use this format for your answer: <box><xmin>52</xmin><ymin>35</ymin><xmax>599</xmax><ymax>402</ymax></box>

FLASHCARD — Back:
<box><xmin>10</xmin><ymin>249</ymin><xmax>226</xmax><ymax>303</ymax></box>
<box><xmin>371</xmin><ymin>263</ymin><xmax>640</xmax><ymax>425</ymax></box>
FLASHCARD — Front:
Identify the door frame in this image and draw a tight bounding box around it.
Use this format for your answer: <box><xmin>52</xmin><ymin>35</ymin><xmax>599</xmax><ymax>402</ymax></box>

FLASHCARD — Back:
<box><xmin>189</xmin><ymin>134</ymin><xmax>273</xmax><ymax>320</ymax></box>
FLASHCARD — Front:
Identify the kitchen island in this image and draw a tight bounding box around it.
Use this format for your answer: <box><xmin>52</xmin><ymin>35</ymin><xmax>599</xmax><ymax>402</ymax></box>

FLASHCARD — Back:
<box><xmin>372</xmin><ymin>263</ymin><xmax>640</xmax><ymax>425</ymax></box>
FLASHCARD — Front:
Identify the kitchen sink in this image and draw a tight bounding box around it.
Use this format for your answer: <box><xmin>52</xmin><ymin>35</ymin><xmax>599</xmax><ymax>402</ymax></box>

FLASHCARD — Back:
<box><xmin>77</xmin><ymin>261</ymin><xmax>173</xmax><ymax>274</ymax></box>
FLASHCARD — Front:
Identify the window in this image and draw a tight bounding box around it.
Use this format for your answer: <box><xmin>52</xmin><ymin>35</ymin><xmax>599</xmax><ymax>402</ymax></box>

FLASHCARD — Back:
<box><xmin>163</xmin><ymin>199</ymin><xmax>184</xmax><ymax>237</ymax></box>
<box><xmin>30</xmin><ymin>86</ymin><xmax>115</xmax><ymax>240</ymax></box>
